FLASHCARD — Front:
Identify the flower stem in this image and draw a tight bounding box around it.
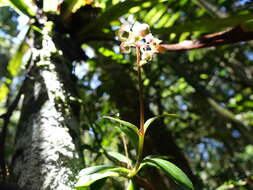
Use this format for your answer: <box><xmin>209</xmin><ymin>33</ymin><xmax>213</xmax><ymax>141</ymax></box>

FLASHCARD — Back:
<box><xmin>136</xmin><ymin>47</ymin><xmax>144</xmax><ymax>135</ymax></box>
<box><xmin>130</xmin><ymin>46</ymin><xmax>145</xmax><ymax>176</ymax></box>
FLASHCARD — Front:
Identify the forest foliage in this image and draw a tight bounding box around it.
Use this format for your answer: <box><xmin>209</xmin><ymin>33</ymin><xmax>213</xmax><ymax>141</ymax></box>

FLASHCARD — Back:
<box><xmin>0</xmin><ymin>0</ymin><xmax>253</xmax><ymax>190</ymax></box>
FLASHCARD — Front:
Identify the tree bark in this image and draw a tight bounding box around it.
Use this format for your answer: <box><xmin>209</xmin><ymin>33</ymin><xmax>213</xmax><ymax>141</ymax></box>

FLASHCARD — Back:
<box><xmin>11</xmin><ymin>31</ymin><xmax>82</xmax><ymax>190</ymax></box>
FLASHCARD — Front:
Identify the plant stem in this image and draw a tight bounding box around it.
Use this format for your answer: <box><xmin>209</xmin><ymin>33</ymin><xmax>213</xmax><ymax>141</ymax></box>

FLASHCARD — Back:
<box><xmin>136</xmin><ymin>46</ymin><xmax>145</xmax><ymax>135</ymax></box>
<box><xmin>130</xmin><ymin>46</ymin><xmax>145</xmax><ymax>177</ymax></box>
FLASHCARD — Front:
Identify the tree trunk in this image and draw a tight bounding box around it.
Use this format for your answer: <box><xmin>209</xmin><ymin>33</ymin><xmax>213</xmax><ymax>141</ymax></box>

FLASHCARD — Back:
<box><xmin>11</xmin><ymin>31</ymin><xmax>82</xmax><ymax>190</ymax></box>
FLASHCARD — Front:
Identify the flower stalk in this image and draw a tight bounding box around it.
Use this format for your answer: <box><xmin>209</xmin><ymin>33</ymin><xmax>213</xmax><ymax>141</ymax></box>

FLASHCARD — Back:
<box><xmin>117</xmin><ymin>21</ymin><xmax>161</xmax><ymax>177</ymax></box>
<box><xmin>136</xmin><ymin>46</ymin><xmax>145</xmax><ymax>135</ymax></box>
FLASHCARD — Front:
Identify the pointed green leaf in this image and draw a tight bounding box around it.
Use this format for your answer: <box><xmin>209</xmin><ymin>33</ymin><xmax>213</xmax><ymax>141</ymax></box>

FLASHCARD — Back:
<box><xmin>117</xmin><ymin>125</ymin><xmax>139</xmax><ymax>148</ymax></box>
<box><xmin>7</xmin><ymin>38</ymin><xmax>29</xmax><ymax>77</ymax></box>
<box><xmin>103</xmin><ymin>116</ymin><xmax>139</xmax><ymax>147</ymax></box>
<box><xmin>75</xmin><ymin>171</ymin><xmax>119</xmax><ymax>187</ymax></box>
<box><xmin>143</xmin><ymin>157</ymin><xmax>194</xmax><ymax>190</ymax></box>
<box><xmin>76</xmin><ymin>165</ymin><xmax>129</xmax><ymax>188</ymax></box>
<box><xmin>154</xmin><ymin>13</ymin><xmax>253</xmax><ymax>35</ymax></box>
<box><xmin>144</xmin><ymin>113</ymin><xmax>178</xmax><ymax>134</ymax></box>
<box><xmin>241</xmin><ymin>19</ymin><xmax>253</xmax><ymax>32</ymax></box>
<box><xmin>103</xmin><ymin>116</ymin><xmax>138</xmax><ymax>133</ymax></box>
<box><xmin>1</xmin><ymin>0</ymin><xmax>35</xmax><ymax>16</ymax></box>
<box><xmin>78</xmin><ymin>165</ymin><xmax>116</xmax><ymax>176</ymax></box>
<box><xmin>77</xmin><ymin>0</ymin><xmax>161</xmax><ymax>39</ymax></box>
<box><xmin>61</xmin><ymin>0</ymin><xmax>85</xmax><ymax>21</ymax></box>
<box><xmin>106</xmin><ymin>151</ymin><xmax>133</xmax><ymax>166</ymax></box>
<box><xmin>127</xmin><ymin>180</ymin><xmax>140</xmax><ymax>190</ymax></box>
<box><xmin>76</xmin><ymin>186</ymin><xmax>90</xmax><ymax>190</ymax></box>
<box><xmin>0</xmin><ymin>84</ymin><xmax>9</xmax><ymax>102</ymax></box>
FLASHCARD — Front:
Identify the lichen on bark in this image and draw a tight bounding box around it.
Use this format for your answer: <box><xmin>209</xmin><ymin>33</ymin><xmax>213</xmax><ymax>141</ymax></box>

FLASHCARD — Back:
<box><xmin>12</xmin><ymin>32</ymin><xmax>82</xmax><ymax>190</ymax></box>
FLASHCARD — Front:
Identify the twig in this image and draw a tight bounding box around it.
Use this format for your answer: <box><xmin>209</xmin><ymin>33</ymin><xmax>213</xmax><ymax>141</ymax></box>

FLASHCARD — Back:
<box><xmin>158</xmin><ymin>25</ymin><xmax>253</xmax><ymax>51</ymax></box>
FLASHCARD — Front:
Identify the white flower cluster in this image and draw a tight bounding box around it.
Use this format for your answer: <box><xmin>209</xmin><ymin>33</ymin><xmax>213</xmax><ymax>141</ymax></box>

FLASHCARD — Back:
<box><xmin>117</xmin><ymin>22</ymin><xmax>162</xmax><ymax>65</ymax></box>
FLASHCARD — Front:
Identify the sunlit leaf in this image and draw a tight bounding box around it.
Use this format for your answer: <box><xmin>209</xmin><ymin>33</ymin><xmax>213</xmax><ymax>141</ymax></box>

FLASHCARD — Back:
<box><xmin>76</xmin><ymin>171</ymin><xmax>119</xmax><ymax>188</ymax></box>
<box><xmin>155</xmin><ymin>13</ymin><xmax>253</xmax><ymax>35</ymax></box>
<box><xmin>144</xmin><ymin>4</ymin><xmax>166</xmax><ymax>26</ymax></box>
<box><xmin>163</xmin><ymin>12</ymin><xmax>180</xmax><ymax>28</ymax></box>
<box><xmin>7</xmin><ymin>38</ymin><xmax>29</xmax><ymax>77</ymax></box>
<box><xmin>106</xmin><ymin>151</ymin><xmax>133</xmax><ymax>166</ymax></box>
<box><xmin>0</xmin><ymin>0</ymin><xmax>35</xmax><ymax>16</ymax></box>
<box><xmin>0</xmin><ymin>84</ymin><xmax>9</xmax><ymax>102</ymax></box>
<box><xmin>103</xmin><ymin>116</ymin><xmax>139</xmax><ymax>134</ymax></box>
<box><xmin>77</xmin><ymin>0</ymin><xmax>157</xmax><ymax>38</ymax></box>
<box><xmin>142</xmin><ymin>157</ymin><xmax>194</xmax><ymax>190</ymax></box>
<box><xmin>127</xmin><ymin>180</ymin><xmax>140</xmax><ymax>190</ymax></box>
<box><xmin>78</xmin><ymin>165</ymin><xmax>116</xmax><ymax>176</ymax></box>
<box><xmin>61</xmin><ymin>0</ymin><xmax>85</xmax><ymax>20</ymax></box>
<box><xmin>76</xmin><ymin>165</ymin><xmax>129</xmax><ymax>188</ymax></box>
<box><xmin>144</xmin><ymin>113</ymin><xmax>178</xmax><ymax>134</ymax></box>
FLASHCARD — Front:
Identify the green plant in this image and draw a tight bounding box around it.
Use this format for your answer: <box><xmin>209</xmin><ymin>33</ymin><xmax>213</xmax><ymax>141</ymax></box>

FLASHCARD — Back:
<box><xmin>75</xmin><ymin>22</ymin><xmax>194</xmax><ymax>190</ymax></box>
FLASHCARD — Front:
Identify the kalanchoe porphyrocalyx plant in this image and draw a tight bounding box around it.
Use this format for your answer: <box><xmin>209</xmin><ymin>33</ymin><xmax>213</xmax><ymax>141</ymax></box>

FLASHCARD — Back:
<box><xmin>117</xmin><ymin>22</ymin><xmax>162</xmax><ymax>65</ymax></box>
<box><xmin>75</xmin><ymin>22</ymin><xmax>194</xmax><ymax>190</ymax></box>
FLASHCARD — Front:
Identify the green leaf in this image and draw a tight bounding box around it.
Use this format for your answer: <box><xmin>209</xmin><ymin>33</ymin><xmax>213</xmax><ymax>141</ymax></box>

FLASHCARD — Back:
<box><xmin>241</xmin><ymin>19</ymin><xmax>253</xmax><ymax>32</ymax></box>
<box><xmin>76</xmin><ymin>165</ymin><xmax>129</xmax><ymax>188</ymax></box>
<box><xmin>61</xmin><ymin>0</ymin><xmax>85</xmax><ymax>21</ymax></box>
<box><xmin>127</xmin><ymin>180</ymin><xmax>140</xmax><ymax>190</ymax></box>
<box><xmin>106</xmin><ymin>151</ymin><xmax>133</xmax><ymax>166</ymax></box>
<box><xmin>77</xmin><ymin>0</ymin><xmax>159</xmax><ymax>39</ymax></box>
<box><xmin>142</xmin><ymin>157</ymin><xmax>194</xmax><ymax>190</ymax></box>
<box><xmin>0</xmin><ymin>84</ymin><xmax>9</xmax><ymax>102</ymax></box>
<box><xmin>0</xmin><ymin>0</ymin><xmax>35</xmax><ymax>16</ymax></box>
<box><xmin>78</xmin><ymin>165</ymin><xmax>116</xmax><ymax>176</ymax></box>
<box><xmin>118</xmin><ymin>126</ymin><xmax>139</xmax><ymax>148</ymax></box>
<box><xmin>154</xmin><ymin>13</ymin><xmax>253</xmax><ymax>35</ymax></box>
<box><xmin>76</xmin><ymin>187</ymin><xmax>90</xmax><ymax>190</ymax></box>
<box><xmin>103</xmin><ymin>116</ymin><xmax>139</xmax><ymax>147</ymax></box>
<box><xmin>7</xmin><ymin>38</ymin><xmax>29</xmax><ymax>77</ymax></box>
<box><xmin>103</xmin><ymin>116</ymin><xmax>139</xmax><ymax>133</ymax></box>
<box><xmin>76</xmin><ymin>171</ymin><xmax>119</xmax><ymax>188</ymax></box>
<box><xmin>144</xmin><ymin>113</ymin><xmax>178</xmax><ymax>134</ymax></box>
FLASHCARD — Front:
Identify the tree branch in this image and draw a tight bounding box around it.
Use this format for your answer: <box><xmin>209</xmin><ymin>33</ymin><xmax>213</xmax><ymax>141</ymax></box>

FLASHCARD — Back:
<box><xmin>158</xmin><ymin>25</ymin><xmax>253</xmax><ymax>51</ymax></box>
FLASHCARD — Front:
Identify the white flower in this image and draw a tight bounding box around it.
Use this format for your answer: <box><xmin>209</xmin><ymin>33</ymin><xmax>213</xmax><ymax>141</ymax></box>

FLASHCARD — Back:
<box><xmin>116</xmin><ymin>21</ymin><xmax>162</xmax><ymax>63</ymax></box>
<box><xmin>144</xmin><ymin>34</ymin><xmax>162</xmax><ymax>53</ymax></box>
<box><xmin>150</xmin><ymin>37</ymin><xmax>162</xmax><ymax>48</ymax></box>
<box><xmin>120</xmin><ymin>41</ymin><xmax>131</xmax><ymax>54</ymax></box>
<box><xmin>141</xmin><ymin>50</ymin><xmax>153</xmax><ymax>61</ymax></box>
<box><xmin>144</xmin><ymin>33</ymin><xmax>154</xmax><ymax>43</ymax></box>
<box><xmin>117</xmin><ymin>24</ymin><xmax>132</xmax><ymax>41</ymax></box>
<box><xmin>132</xmin><ymin>22</ymin><xmax>150</xmax><ymax>38</ymax></box>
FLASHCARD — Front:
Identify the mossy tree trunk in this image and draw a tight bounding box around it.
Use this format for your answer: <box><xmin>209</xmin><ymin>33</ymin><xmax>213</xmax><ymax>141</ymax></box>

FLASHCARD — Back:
<box><xmin>11</xmin><ymin>29</ymin><xmax>82</xmax><ymax>190</ymax></box>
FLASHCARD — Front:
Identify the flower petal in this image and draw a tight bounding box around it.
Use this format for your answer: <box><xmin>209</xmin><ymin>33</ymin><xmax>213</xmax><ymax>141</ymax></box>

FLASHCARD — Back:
<box><xmin>120</xmin><ymin>42</ymin><xmax>131</xmax><ymax>54</ymax></box>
